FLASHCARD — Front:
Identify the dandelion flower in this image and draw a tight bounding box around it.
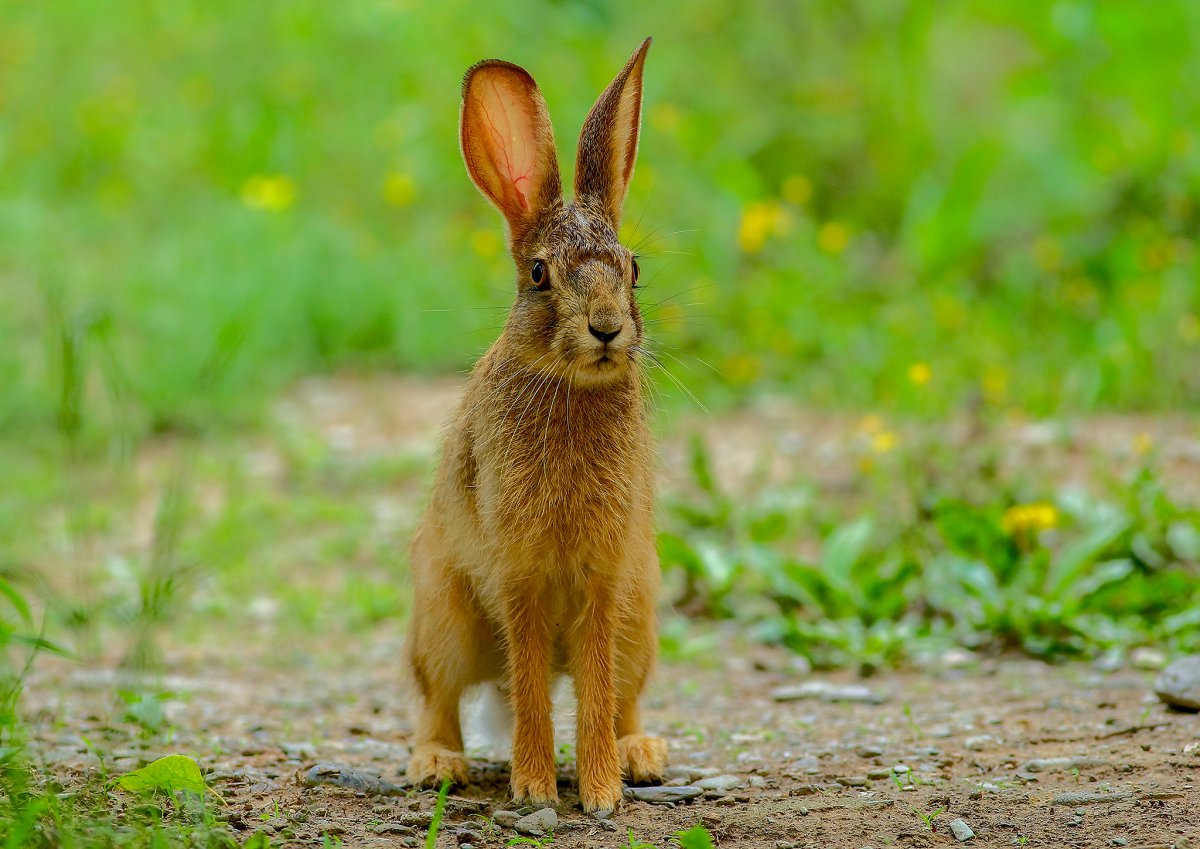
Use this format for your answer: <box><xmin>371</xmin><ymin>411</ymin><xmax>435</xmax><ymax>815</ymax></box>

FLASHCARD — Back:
<box><xmin>782</xmin><ymin>174</ymin><xmax>812</xmax><ymax>205</ymax></box>
<box><xmin>241</xmin><ymin>175</ymin><xmax>295</xmax><ymax>211</ymax></box>
<box><xmin>907</xmin><ymin>362</ymin><xmax>932</xmax><ymax>387</ymax></box>
<box><xmin>817</xmin><ymin>221</ymin><xmax>849</xmax><ymax>254</ymax></box>
<box><xmin>1001</xmin><ymin>503</ymin><xmax>1059</xmax><ymax>536</ymax></box>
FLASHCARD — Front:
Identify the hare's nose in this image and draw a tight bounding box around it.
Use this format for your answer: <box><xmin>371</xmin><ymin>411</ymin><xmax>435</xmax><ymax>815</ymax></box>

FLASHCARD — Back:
<box><xmin>589</xmin><ymin>324</ymin><xmax>620</xmax><ymax>343</ymax></box>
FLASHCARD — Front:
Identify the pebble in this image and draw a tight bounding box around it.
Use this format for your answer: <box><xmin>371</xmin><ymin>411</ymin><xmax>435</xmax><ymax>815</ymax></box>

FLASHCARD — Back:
<box><xmin>303</xmin><ymin>762</ymin><xmax>406</xmax><ymax>795</ymax></box>
<box><xmin>855</xmin><ymin>745</ymin><xmax>884</xmax><ymax>758</ymax></box>
<box><xmin>693</xmin><ymin>774</ymin><xmax>743</xmax><ymax>792</ymax></box>
<box><xmin>281</xmin><ymin>741</ymin><xmax>318</xmax><ymax>760</ymax></box>
<box><xmin>624</xmin><ymin>785</ymin><xmax>703</xmax><ymax>805</ymax></box>
<box><xmin>836</xmin><ymin>776</ymin><xmax>868</xmax><ymax>787</ymax></box>
<box><xmin>513</xmin><ymin>808</ymin><xmax>557</xmax><ymax>836</ymax></box>
<box><xmin>1050</xmin><ymin>790</ymin><xmax>1133</xmax><ymax>805</ymax></box>
<box><xmin>589</xmin><ymin>808</ymin><xmax>614</xmax><ymax>820</ymax></box>
<box><xmin>664</xmin><ymin>765</ymin><xmax>719</xmax><ymax>782</ymax></box>
<box><xmin>964</xmin><ymin>735</ymin><xmax>998</xmax><ymax>751</ymax></box>
<box><xmin>770</xmin><ymin>681</ymin><xmax>889</xmax><ymax>704</ymax></box>
<box><xmin>1154</xmin><ymin>655</ymin><xmax>1200</xmax><ymax>711</ymax></box>
<box><xmin>1019</xmin><ymin>756</ymin><xmax>1108</xmax><ymax>774</ymax></box>
<box><xmin>1131</xmin><ymin>647</ymin><xmax>1168</xmax><ymax>671</ymax></box>
<box><xmin>948</xmin><ymin>818</ymin><xmax>975</xmax><ymax>842</ymax></box>
<box><xmin>892</xmin><ymin>764</ymin><xmax>910</xmax><ymax>774</ymax></box>
<box><xmin>867</xmin><ymin>768</ymin><xmax>891</xmax><ymax>780</ymax></box>
<box><xmin>491</xmin><ymin>810</ymin><xmax>520</xmax><ymax>828</ymax></box>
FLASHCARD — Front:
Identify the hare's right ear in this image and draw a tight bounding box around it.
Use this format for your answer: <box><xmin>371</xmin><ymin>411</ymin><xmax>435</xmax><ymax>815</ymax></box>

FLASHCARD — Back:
<box><xmin>460</xmin><ymin>60</ymin><xmax>562</xmax><ymax>238</ymax></box>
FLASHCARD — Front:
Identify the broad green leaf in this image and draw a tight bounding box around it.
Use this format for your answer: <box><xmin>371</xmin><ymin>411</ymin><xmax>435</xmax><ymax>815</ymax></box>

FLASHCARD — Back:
<box><xmin>676</xmin><ymin>824</ymin><xmax>715</xmax><ymax>849</ymax></box>
<box><xmin>1047</xmin><ymin>519</ymin><xmax>1130</xmax><ymax>599</ymax></box>
<box><xmin>115</xmin><ymin>754</ymin><xmax>207</xmax><ymax>797</ymax></box>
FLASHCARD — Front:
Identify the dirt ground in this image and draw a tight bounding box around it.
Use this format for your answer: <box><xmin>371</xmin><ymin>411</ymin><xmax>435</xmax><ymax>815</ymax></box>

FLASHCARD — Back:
<box><xmin>26</xmin><ymin>376</ymin><xmax>1200</xmax><ymax>848</ymax></box>
<box><xmin>29</xmin><ymin>642</ymin><xmax>1200</xmax><ymax>848</ymax></box>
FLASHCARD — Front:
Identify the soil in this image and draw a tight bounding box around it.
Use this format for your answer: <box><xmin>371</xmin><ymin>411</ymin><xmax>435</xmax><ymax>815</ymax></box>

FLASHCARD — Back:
<box><xmin>25</xmin><ymin>376</ymin><xmax>1200</xmax><ymax>848</ymax></box>
<box><xmin>29</xmin><ymin>645</ymin><xmax>1200</xmax><ymax>848</ymax></box>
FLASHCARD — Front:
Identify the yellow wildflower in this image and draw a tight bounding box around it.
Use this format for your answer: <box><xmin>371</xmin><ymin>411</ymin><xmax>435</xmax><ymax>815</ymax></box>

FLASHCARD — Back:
<box><xmin>907</xmin><ymin>362</ymin><xmax>932</xmax><ymax>387</ymax></box>
<box><xmin>383</xmin><ymin>172</ymin><xmax>416</xmax><ymax>207</ymax></box>
<box><xmin>817</xmin><ymin>221</ymin><xmax>849</xmax><ymax>254</ymax></box>
<box><xmin>857</xmin><ymin>414</ymin><xmax>885</xmax><ymax>435</ymax></box>
<box><xmin>737</xmin><ymin>201</ymin><xmax>790</xmax><ymax>254</ymax></box>
<box><xmin>1001</xmin><ymin>503</ymin><xmax>1060</xmax><ymax>536</ymax></box>
<box><xmin>241</xmin><ymin>175</ymin><xmax>295</xmax><ymax>211</ymax></box>
<box><xmin>782</xmin><ymin>174</ymin><xmax>813</xmax><ymax>205</ymax></box>
<box><xmin>870</xmin><ymin>430</ymin><xmax>899</xmax><ymax>454</ymax></box>
<box><xmin>1133</xmin><ymin>432</ymin><xmax>1154</xmax><ymax>456</ymax></box>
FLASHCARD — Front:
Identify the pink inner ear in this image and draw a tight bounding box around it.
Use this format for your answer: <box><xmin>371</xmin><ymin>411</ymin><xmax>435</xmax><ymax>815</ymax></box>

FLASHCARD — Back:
<box><xmin>478</xmin><ymin>79</ymin><xmax>538</xmax><ymax>212</ymax></box>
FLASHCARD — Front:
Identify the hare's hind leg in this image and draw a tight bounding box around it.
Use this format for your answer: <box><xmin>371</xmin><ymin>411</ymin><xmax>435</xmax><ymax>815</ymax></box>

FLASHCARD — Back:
<box><xmin>614</xmin><ymin>587</ymin><xmax>667</xmax><ymax>784</ymax></box>
<box><xmin>406</xmin><ymin>537</ymin><xmax>491</xmax><ymax>788</ymax></box>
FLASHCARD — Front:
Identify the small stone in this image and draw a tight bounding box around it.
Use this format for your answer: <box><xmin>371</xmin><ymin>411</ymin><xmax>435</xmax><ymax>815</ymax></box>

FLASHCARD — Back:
<box><xmin>693</xmin><ymin>774</ymin><xmax>743</xmax><ymax>792</ymax></box>
<box><xmin>303</xmin><ymin>763</ymin><xmax>406</xmax><ymax>795</ymax></box>
<box><xmin>770</xmin><ymin>682</ymin><xmax>888</xmax><ymax>704</ymax></box>
<box><xmin>455</xmin><ymin>827</ymin><xmax>481</xmax><ymax>845</ymax></box>
<box><xmin>1131</xmin><ymin>647</ymin><xmax>1167</xmax><ymax>671</ymax></box>
<box><xmin>492</xmin><ymin>810</ymin><xmax>520</xmax><ymax>828</ymax></box>
<box><xmin>856</xmin><ymin>745</ymin><xmax>884</xmax><ymax>758</ymax></box>
<box><xmin>776</xmin><ymin>842</ymin><xmax>796</xmax><ymax>849</ymax></box>
<box><xmin>513</xmin><ymin>808</ymin><xmax>557</xmax><ymax>836</ymax></box>
<box><xmin>1019</xmin><ymin>756</ymin><xmax>1108</xmax><ymax>774</ymax></box>
<box><xmin>1153</xmin><ymin>655</ymin><xmax>1200</xmax><ymax>711</ymax></box>
<box><xmin>964</xmin><ymin>735</ymin><xmax>997</xmax><ymax>751</ymax></box>
<box><xmin>867</xmin><ymin>768</ymin><xmax>891</xmax><ymax>780</ymax></box>
<box><xmin>1093</xmin><ymin>648</ymin><xmax>1124</xmax><ymax>672</ymax></box>
<box><xmin>948</xmin><ymin>818</ymin><xmax>975</xmax><ymax>842</ymax></box>
<box><xmin>1050</xmin><ymin>790</ymin><xmax>1133</xmax><ymax>806</ymax></box>
<box><xmin>589</xmin><ymin>808</ymin><xmax>614</xmax><ymax>821</ymax></box>
<box><xmin>892</xmin><ymin>764</ymin><xmax>910</xmax><ymax>774</ymax></box>
<box><xmin>1110</xmin><ymin>839</ymin><xmax>1127</xmax><ymax>846</ymax></box>
<box><xmin>624</xmin><ymin>785</ymin><xmax>703</xmax><ymax>805</ymax></box>
<box><xmin>664</xmin><ymin>765</ymin><xmax>719</xmax><ymax>782</ymax></box>
<box><xmin>836</xmin><ymin>776</ymin><xmax>868</xmax><ymax>787</ymax></box>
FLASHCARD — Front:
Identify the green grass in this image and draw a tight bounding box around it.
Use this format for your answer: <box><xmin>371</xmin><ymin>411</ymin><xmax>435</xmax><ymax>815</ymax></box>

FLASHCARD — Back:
<box><xmin>3</xmin><ymin>0</ymin><xmax>1200</xmax><ymax>445</ymax></box>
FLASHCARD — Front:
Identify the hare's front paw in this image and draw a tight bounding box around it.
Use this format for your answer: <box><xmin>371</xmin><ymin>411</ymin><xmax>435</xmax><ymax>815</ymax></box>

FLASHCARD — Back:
<box><xmin>618</xmin><ymin>734</ymin><xmax>668</xmax><ymax>784</ymax></box>
<box><xmin>578</xmin><ymin>774</ymin><xmax>623</xmax><ymax>814</ymax></box>
<box><xmin>407</xmin><ymin>745</ymin><xmax>468</xmax><ymax>788</ymax></box>
<box><xmin>510</xmin><ymin>769</ymin><xmax>559</xmax><ymax>807</ymax></box>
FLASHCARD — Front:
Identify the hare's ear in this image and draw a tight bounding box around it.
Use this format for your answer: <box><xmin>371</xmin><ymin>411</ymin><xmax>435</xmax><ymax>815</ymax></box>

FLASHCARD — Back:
<box><xmin>460</xmin><ymin>60</ymin><xmax>562</xmax><ymax>237</ymax></box>
<box><xmin>574</xmin><ymin>37</ymin><xmax>651</xmax><ymax>228</ymax></box>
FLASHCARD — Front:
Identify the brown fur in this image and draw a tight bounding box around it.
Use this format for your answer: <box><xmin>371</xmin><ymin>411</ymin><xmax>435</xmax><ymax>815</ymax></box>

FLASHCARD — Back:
<box><xmin>405</xmin><ymin>39</ymin><xmax>665</xmax><ymax>813</ymax></box>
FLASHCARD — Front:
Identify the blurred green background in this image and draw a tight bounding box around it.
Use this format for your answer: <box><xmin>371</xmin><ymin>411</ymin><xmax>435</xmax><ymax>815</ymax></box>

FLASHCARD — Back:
<box><xmin>3</xmin><ymin>0</ymin><xmax>1198</xmax><ymax>442</ymax></box>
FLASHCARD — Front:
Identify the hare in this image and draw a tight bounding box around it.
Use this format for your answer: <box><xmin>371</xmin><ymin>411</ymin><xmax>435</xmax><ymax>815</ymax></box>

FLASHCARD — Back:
<box><xmin>404</xmin><ymin>38</ymin><xmax>666</xmax><ymax>812</ymax></box>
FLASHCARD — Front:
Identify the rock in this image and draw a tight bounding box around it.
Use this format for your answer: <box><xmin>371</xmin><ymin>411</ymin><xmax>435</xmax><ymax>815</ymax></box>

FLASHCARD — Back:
<box><xmin>664</xmin><ymin>765</ymin><xmax>719</xmax><ymax>782</ymax></box>
<box><xmin>747</xmin><ymin>776</ymin><xmax>769</xmax><ymax>789</ymax></box>
<box><xmin>836</xmin><ymin>776</ymin><xmax>868</xmax><ymax>787</ymax></box>
<box><xmin>398</xmin><ymin>812</ymin><xmax>435</xmax><ymax>829</ymax></box>
<box><xmin>948</xmin><ymin>818</ymin><xmax>974</xmax><ymax>842</ymax></box>
<box><xmin>589</xmin><ymin>808</ymin><xmax>614</xmax><ymax>820</ymax></box>
<box><xmin>1019</xmin><ymin>756</ymin><xmax>1108</xmax><ymax>774</ymax></box>
<box><xmin>1093</xmin><ymin>648</ymin><xmax>1125</xmax><ymax>672</ymax></box>
<box><xmin>964</xmin><ymin>735</ymin><xmax>997</xmax><ymax>751</ymax></box>
<box><xmin>1050</xmin><ymin>790</ymin><xmax>1133</xmax><ymax>805</ymax></box>
<box><xmin>624</xmin><ymin>785</ymin><xmax>703</xmax><ymax>805</ymax></box>
<box><xmin>855</xmin><ymin>745</ymin><xmax>884</xmax><ymax>758</ymax></box>
<box><xmin>1131</xmin><ymin>647</ymin><xmax>1167</xmax><ymax>671</ymax></box>
<box><xmin>693</xmin><ymin>774</ymin><xmax>743</xmax><ymax>792</ymax></box>
<box><xmin>455</xmin><ymin>827</ymin><xmax>481</xmax><ymax>845</ymax></box>
<box><xmin>867</xmin><ymin>768</ymin><xmax>891</xmax><ymax>780</ymax></box>
<box><xmin>770</xmin><ymin>681</ymin><xmax>888</xmax><ymax>704</ymax></box>
<box><xmin>785</xmin><ymin>756</ymin><xmax>820</xmax><ymax>775</ymax></box>
<box><xmin>1153</xmin><ymin>655</ymin><xmax>1200</xmax><ymax>711</ymax></box>
<box><xmin>491</xmin><ymin>810</ymin><xmax>520</xmax><ymax>828</ymax></box>
<box><xmin>303</xmin><ymin>763</ymin><xmax>406</xmax><ymax>795</ymax></box>
<box><xmin>892</xmin><ymin>764</ymin><xmax>910</xmax><ymax>774</ymax></box>
<box><xmin>513</xmin><ymin>808</ymin><xmax>557</xmax><ymax>836</ymax></box>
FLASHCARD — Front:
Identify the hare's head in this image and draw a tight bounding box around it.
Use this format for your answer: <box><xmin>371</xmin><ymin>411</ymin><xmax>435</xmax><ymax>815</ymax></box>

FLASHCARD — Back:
<box><xmin>460</xmin><ymin>39</ymin><xmax>651</xmax><ymax>388</ymax></box>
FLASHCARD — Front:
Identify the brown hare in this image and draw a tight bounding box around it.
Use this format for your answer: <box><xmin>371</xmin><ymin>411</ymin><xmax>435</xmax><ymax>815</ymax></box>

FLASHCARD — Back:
<box><xmin>404</xmin><ymin>38</ymin><xmax>666</xmax><ymax>812</ymax></box>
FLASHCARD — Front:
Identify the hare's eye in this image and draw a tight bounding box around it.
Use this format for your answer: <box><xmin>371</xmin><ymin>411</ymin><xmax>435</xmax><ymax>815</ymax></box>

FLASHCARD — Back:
<box><xmin>531</xmin><ymin>260</ymin><xmax>550</xmax><ymax>291</ymax></box>
<box><xmin>631</xmin><ymin>258</ymin><xmax>640</xmax><ymax>287</ymax></box>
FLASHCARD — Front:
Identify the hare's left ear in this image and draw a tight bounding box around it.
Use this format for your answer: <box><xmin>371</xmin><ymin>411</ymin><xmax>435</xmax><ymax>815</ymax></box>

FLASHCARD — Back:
<box><xmin>574</xmin><ymin>37</ymin><xmax>651</xmax><ymax>228</ymax></box>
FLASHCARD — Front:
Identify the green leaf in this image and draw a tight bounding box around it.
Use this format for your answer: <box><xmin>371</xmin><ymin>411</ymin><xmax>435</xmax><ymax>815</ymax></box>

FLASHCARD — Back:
<box><xmin>242</xmin><ymin>834</ymin><xmax>272</xmax><ymax>849</ymax></box>
<box><xmin>115</xmin><ymin>754</ymin><xmax>208</xmax><ymax>797</ymax></box>
<box><xmin>675</xmin><ymin>824</ymin><xmax>714</xmax><ymax>849</ymax></box>
<box><xmin>1046</xmin><ymin>518</ymin><xmax>1129</xmax><ymax>599</ymax></box>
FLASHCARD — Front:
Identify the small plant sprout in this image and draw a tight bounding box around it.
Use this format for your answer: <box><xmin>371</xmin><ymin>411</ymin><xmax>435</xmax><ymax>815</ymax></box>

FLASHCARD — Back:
<box><xmin>911</xmin><ymin>806</ymin><xmax>944</xmax><ymax>832</ymax></box>
<box><xmin>424</xmin><ymin>779</ymin><xmax>451</xmax><ymax>849</ymax></box>
<box><xmin>624</xmin><ymin>828</ymin><xmax>658</xmax><ymax>849</ymax></box>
